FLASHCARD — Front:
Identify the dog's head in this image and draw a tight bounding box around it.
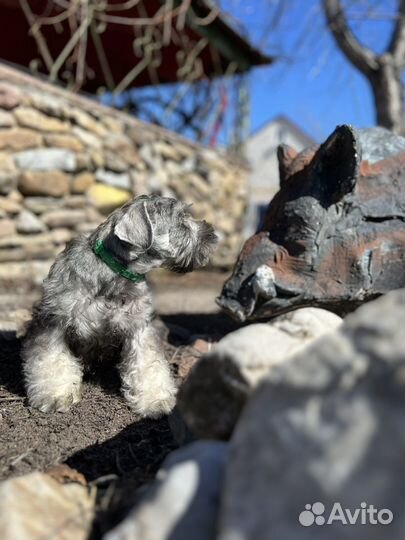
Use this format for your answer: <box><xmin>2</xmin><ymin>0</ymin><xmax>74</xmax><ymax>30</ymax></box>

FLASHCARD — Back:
<box><xmin>111</xmin><ymin>195</ymin><xmax>217</xmax><ymax>273</ymax></box>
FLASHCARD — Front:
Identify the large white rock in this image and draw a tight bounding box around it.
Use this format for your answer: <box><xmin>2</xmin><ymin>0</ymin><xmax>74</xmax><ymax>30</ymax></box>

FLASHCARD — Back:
<box><xmin>95</xmin><ymin>168</ymin><xmax>131</xmax><ymax>190</ymax></box>
<box><xmin>218</xmin><ymin>291</ymin><xmax>405</xmax><ymax>540</ymax></box>
<box><xmin>14</xmin><ymin>148</ymin><xmax>76</xmax><ymax>171</ymax></box>
<box><xmin>0</xmin><ymin>472</ymin><xmax>95</xmax><ymax>540</ymax></box>
<box><xmin>271</xmin><ymin>307</ymin><xmax>342</xmax><ymax>340</ymax></box>
<box><xmin>105</xmin><ymin>441</ymin><xmax>227</xmax><ymax>540</ymax></box>
<box><xmin>177</xmin><ymin>308</ymin><xmax>342</xmax><ymax>439</ymax></box>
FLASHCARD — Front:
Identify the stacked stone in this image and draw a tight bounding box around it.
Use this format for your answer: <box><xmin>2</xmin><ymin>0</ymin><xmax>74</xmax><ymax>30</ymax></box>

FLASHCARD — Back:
<box><xmin>0</xmin><ymin>73</ymin><xmax>246</xmax><ymax>269</ymax></box>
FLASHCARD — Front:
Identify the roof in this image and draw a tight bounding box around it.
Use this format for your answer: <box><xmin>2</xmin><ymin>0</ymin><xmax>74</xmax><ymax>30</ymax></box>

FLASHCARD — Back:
<box><xmin>190</xmin><ymin>0</ymin><xmax>272</xmax><ymax>71</ymax></box>
<box><xmin>0</xmin><ymin>0</ymin><xmax>273</xmax><ymax>93</ymax></box>
<box><xmin>248</xmin><ymin>115</ymin><xmax>316</xmax><ymax>147</ymax></box>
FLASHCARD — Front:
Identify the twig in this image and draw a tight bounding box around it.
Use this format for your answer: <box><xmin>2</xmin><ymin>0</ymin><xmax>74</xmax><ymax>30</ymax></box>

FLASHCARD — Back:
<box><xmin>50</xmin><ymin>6</ymin><xmax>92</xmax><ymax>82</ymax></box>
<box><xmin>106</xmin><ymin>0</ymin><xmax>142</xmax><ymax>12</ymax></box>
<box><xmin>10</xmin><ymin>448</ymin><xmax>32</xmax><ymax>467</ymax></box>
<box><xmin>90</xmin><ymin>21</ymin><xmax>115</xmax><ymax>90</ymax></box>
<box><xmin>19</xmin><ymin>0</ymin><xmax>54</xmax><ymax>71</ymax></box>
<box><xmin>89</xmin><ymin>473</ymin><xmax>119</xmax><ymax>486</ymax></box>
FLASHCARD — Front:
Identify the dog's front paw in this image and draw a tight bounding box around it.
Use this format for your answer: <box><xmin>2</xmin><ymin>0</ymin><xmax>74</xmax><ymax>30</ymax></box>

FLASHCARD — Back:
<box><xmin>145</xmin><ymin>390</ymin><xmax>177</xmax><ymax>419</ymax></box>
<box><xmin>125</xmin><ymin>386</ymin><xmax>177</xmax><ymax>419</ymax></box>
<box><xmin>27</xmin><ymin>386</ymin><xmax>82</xmax><ymax>413</ymax></box>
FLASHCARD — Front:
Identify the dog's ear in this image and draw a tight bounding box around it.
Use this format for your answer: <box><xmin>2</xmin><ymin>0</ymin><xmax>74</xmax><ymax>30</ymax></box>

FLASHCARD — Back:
<box><xmin>114</xmin><ymin>201</ymin><xmax>154</xmax><ymax>253</ymax></box>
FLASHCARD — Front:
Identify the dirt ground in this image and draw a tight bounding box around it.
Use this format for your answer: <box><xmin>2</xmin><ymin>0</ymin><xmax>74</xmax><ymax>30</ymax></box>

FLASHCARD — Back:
<box><xmin>0</xmin><ymin>270</ymin><xmax>241</xmax><ymax>538</ymax></box>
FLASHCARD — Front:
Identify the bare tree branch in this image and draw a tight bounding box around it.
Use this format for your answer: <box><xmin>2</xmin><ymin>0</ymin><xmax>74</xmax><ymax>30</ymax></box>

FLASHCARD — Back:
<box><xmin>322</xmin><ymin>0</ymin><xmax>379</xmax><ymax>75</ymax></box>
<box><xmin>388</xmin><ymin>0</ymin><xmax>405</xmax><ymax>65</ymax></box>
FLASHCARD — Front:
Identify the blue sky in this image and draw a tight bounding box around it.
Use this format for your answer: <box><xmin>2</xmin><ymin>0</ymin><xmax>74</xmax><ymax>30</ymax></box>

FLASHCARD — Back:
<box><xmin>221</xmin><ymin>0</ymin><xmax>398</xmax><ymax>142</ymax></box>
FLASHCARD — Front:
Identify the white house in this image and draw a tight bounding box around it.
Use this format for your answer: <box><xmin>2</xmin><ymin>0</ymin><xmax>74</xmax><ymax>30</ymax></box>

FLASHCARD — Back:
<box><xmin>244</xmin><ymin>115</ymin><xmax>315</xmax><ymax>235</ymax></box>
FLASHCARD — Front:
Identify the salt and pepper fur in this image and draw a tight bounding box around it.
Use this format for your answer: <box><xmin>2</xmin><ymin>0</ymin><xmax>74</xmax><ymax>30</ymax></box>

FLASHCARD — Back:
<box><xmin>22</xmin><ymin>195</ymin><xmax>217</xmax><ymax>418</ymax></box>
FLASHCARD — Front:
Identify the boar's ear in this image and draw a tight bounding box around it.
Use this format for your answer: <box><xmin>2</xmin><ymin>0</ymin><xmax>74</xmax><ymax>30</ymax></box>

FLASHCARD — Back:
<box><xmin>277</xmin><ymin>144</ymin><xmax>298</xmax><ymax>185</ymax></box>
<box><xmin>313</xmin><ymin>124</ymin><xmax>361</xmax><ymax>205</ymax></box>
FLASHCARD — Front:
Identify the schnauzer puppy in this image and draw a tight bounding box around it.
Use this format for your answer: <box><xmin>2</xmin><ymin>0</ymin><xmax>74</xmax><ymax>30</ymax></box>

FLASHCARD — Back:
<box><xmin>22</xmin><ymin>195</ymin><xmax>217</xmax><ymax>418</ymax></box>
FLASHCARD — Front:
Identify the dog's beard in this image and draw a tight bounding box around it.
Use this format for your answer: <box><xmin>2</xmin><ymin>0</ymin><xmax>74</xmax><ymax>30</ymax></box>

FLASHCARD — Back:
<box><xmin>164</xmin><ymin>220</ymin><xmax>217</xmax><ymax>273</ymax></box>
<box><xmin>167</xmin><ymin>259</ymin><xmax>195</xmax><ymax>273</ymax></box>
<box><xmin>194</xmin><ymin>220</ymin><xmax>218</xmax><ymax>266</ymax></box>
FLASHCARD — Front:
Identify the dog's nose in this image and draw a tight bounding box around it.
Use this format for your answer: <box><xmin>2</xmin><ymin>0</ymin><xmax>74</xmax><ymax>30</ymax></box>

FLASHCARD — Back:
<box><xmin>200</xmin><ymin>221</ymin><xmax>218</xmax><ymax>245</ymax></box>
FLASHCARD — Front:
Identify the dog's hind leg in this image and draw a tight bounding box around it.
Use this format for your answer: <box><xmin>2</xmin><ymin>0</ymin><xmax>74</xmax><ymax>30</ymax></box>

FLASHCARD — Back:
<box><xmin>119</xmin><ymin>325</ymin><xmax>177</xmax><ymax>418</ymax></box>
<box><xmin>22</xmin><ymin>326</ymin><xmax>83</xmax><ymax>413</ymax></box>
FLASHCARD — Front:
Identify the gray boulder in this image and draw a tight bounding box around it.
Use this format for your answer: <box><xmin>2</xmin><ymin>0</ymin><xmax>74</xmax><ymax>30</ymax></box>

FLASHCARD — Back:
<box><xmin>105</xmin><ymin>441</ymin><xmax>228</xmax><ymax>540</ymax></box>
<box><xmin>178</xmin><ymin>308</ymin><xmax>341</xmax><ymax>439</ymax></box>
<box><xmin>218</xmin><ymin>290</ymin><xmax>405</xmax><ymax>540</ymax></box>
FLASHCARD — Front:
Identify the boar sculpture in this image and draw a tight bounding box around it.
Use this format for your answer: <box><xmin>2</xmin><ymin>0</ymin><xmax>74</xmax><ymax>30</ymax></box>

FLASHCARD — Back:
<box><xmin>217</xmin><ymin>125</ymin><xmax>405</xmax><ymax>321</ymax></box>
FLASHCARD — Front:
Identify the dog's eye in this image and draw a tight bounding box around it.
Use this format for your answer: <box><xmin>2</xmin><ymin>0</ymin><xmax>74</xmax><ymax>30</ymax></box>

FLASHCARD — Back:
<box><xmin>146</xmin><ymin>247</ymin><xmax>161</xmax><ymax>257</ymax></box>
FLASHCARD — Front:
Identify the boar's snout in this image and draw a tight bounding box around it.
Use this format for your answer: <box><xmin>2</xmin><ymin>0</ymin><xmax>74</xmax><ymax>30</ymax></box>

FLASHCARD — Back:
<box><xmin>216</xmin><ymin>264</ymin><xmax>278</xmax><ymax>322</ymax></box>
<box><xmin>216</xmin><ymin>296</ymin><xmax>247</xmax><ymax>322</ymax></box>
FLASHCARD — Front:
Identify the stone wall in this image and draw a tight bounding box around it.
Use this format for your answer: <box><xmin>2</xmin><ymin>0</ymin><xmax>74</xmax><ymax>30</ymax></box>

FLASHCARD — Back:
<box><xmin>0</xmin><ymin>63</ymin><xmax>246</xmax><ymax>271</ymax></box>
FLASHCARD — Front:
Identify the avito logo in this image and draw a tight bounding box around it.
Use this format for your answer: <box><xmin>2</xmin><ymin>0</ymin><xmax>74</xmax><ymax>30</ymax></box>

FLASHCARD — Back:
<box><xmin>299</xmin><ymin>502</ymin><xmax>394</xmax><ymax>527</ymax></box>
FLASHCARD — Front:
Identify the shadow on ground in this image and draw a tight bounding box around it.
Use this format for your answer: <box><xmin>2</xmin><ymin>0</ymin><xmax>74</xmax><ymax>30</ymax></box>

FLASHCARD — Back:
<box><xmin>69</xmin><ymin>418</ymin><xmax>177</xmax><ymax>539</ymax></box>
<box><xmin>162</xmin><ymin>312</ymin><xmax>242</xmax><ymax>342</ymax></box>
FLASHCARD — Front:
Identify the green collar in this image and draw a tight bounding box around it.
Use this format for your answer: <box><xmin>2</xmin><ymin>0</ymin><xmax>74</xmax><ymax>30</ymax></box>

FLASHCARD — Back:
<box><xmin>92</xmin><ymin>239</ymin><xmax>146</xmax><ymax>283</ymax></box>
